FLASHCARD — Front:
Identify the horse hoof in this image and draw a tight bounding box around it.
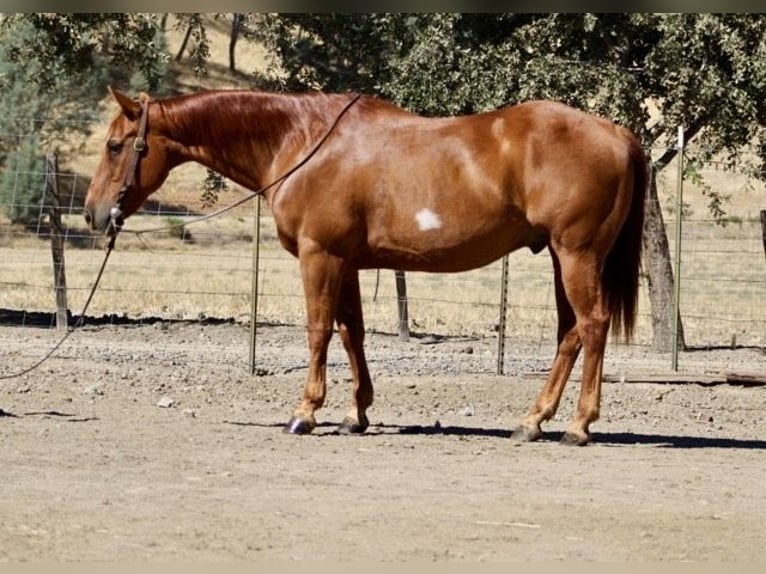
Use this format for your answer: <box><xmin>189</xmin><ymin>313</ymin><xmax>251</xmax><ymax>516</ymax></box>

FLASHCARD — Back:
<box><xmin>510</xmin><ymin>425</ymin><xmax>541</xmax><ymax>443</ymax></box>
<box><xmin>337</xmin><ymin>416</ymin><xmax>368</xmax><ymax>434</ymax></box>
<box><xmin>560</xmin><ymin>431</ymin><xmax>589</xmax><ymax>446</ymax></box>
<box><xmin>284</xmin><ymin>416</ymin><xmax>315</xmax><ymax>435</ymax></box>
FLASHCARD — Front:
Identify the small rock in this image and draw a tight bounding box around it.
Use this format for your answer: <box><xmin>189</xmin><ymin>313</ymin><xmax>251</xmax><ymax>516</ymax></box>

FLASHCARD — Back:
<box><xmin>182</xmin><ymin>408</ymin><xmax>196</xmax><ymax>418</ymax></box>
<box><xmin>83</xmin><ymin>385</ymin><xmax>103</xmax><ymax>396</ymax></box>
<box><xmin>458</xmin><ymin>404</ymin><xmax>475</xmax><ymax>417</ymax></box>
<box><xmin>157</xmin><ymin>396</ymin><xmax>176</xmax><ymax>408</ymax></box>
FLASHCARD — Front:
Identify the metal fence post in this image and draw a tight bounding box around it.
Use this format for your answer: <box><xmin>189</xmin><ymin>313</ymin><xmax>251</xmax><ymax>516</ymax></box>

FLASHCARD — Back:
<box><xmin>497</xmin><ymin>254</ymin><xmax>509</xmax><ymax>375</ymax></box>
<box><xmin>249</xmin><ymin>195</ymin><xmax>261</xmax><ymax>374</ymax></box>
<box><xmin>395</xmin><ymin>270</ymin><xmax>409</xmax><ymax>341</ymax></box>
<box><xmin>671</xmin><ymin>126</ymin><xmax>684</xmax><ymax>371</ymax></box>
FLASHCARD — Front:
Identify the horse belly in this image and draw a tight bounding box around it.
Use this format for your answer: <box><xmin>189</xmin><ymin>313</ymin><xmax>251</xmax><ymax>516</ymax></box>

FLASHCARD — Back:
<box><xmin>360</xmin><ymin>212</ymin><xmax>540</xmax><ymax>272</ymax></box>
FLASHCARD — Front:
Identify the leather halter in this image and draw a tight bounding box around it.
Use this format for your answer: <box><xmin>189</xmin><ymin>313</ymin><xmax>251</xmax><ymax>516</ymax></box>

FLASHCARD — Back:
<box><xmin>110</xmin><ymin>95</ymin><xmax>150</xmax><ymax>232</ymax></box>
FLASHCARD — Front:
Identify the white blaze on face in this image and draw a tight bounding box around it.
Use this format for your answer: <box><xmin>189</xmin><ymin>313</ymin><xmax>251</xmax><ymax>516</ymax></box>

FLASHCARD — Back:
<box><xmin>415</xmin><ymin>208</ymin><xmax>442</xmax><ymax>231</ymax></box>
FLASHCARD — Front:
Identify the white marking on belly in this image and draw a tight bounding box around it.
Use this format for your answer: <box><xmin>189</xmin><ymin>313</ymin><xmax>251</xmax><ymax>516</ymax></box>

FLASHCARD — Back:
<box><xmin>415</xmin><ymin>208</ymin><xmax>442</xmax><ymax>231</ymax></box>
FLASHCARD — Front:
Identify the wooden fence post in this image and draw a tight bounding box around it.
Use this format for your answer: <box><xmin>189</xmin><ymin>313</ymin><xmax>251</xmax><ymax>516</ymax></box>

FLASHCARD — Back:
<box><xmin>46</xmin><ymin>151</ymin><xmax>68</xmax><ymax>330</ymax></box>
<box><xmin>395</xmin><ymin>270</ymin><xmax>409</xmax><ymax>341</ymax></box>
<box><xmin>760</xmin><ymin>209</ymin><xmax>765</xmax><ymax>264</ymax></box>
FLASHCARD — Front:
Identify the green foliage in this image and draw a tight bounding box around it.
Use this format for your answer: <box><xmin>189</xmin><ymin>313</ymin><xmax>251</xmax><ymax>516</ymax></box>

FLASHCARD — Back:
<box><xmin>172</xmin><ymin>14</ymin><xmax>210</xmax><ymax>80</ymax></box>
<box><xmin>0</xmin><ymin>18</ymin><xmax>92</xmax><ymax>153</ymax></box>
<box><xmin>0</xmin><ymin>18</ymin><xmax>88</xmax><ymax>225</ymax></box>
<box><xmin>129</xmin><ymin>26</ymin><xmax>170</xmax><ymax>94</ymax></box>
<box><xmin>201</xmin><ymin>169</ymin><xmax>228</xmax><ymax>209</ymax></box>
<box><xmin>684</xmin><ymin>161</ymin><xmax>730</xmax><ymax>225</ymax></box>
<box><xmin>383</xmin><ymin>14</ymin><xmax>526</xmax><ymax>116</ymax></box>
<box><xmin>0</xmin><ymin>136</ymin><xmax>46</xmax><ymax>226</ymax></box>
<box><xmin>0</xmin><ymin>14</ymin><xmax>169</xmax><ymax>92</ymax></box>
<box><xmin>259</xmin><ymin>13</ymin><xmax>418</xmax><ymax>93</ymax></box>
<box><xmin>0</xmin><ymin>14</ymin><xmax>172</xmax><ymax>226</ymax></box>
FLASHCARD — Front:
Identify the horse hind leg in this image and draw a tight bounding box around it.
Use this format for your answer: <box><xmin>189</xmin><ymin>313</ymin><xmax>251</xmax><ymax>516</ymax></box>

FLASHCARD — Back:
<box><xmin>554</xmin><ymin>248</ymin><xmax>610</xmax><ymax>446</ymax></box>
<box><xmin>512</xmin><ymin>248</ymin><xmax>582</xmax><ymax>443</ymax></box>
<box><xmin>335</xmin><ymin>270</ymin><xmax>373</xmax><ymax>434</ymax></box>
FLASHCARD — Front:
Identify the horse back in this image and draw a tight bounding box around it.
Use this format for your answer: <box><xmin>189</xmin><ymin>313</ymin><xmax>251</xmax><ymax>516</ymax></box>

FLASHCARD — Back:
<box><xmin>272</xmin><ymin>97</ymin><xmax>643</xmax><ymax>272</ymax></box>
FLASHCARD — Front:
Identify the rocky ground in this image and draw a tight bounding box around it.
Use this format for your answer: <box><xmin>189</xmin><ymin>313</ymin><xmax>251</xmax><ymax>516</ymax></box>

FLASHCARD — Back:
<box><xmin>1</xmin><ymin>321</ymin><xmax>765</xmax><ymax>561</ymax></box>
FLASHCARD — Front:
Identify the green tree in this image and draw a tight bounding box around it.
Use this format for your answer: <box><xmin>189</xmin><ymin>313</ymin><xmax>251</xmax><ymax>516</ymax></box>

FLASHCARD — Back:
<box><xmin>0</xmin><ymin>14</ymin><xmax>170</xmax><ymax>227</ymax></box>
<box><xmin>0</xmin><ymin>17</ymin><xmax>101</xmax><ymax>226</ymax></box>
<box><xmin>259</xmin><ymin>13</ymin><xmax>419</xmax><ymax>92</ymax></box>
<box><xmin>0</xmin><ymin>136</ymin><xmax>46</xmax><ymax>227</ymax></box>
<box><xmin>0</xmin><ymin>13</ymin><xmax>168</xmax><ymax>92</ymax></box>
<box><xmin>171</xmin><ymin>13</ymin><xmax>209</xmax><ymax>79</ymax></box>
<box><xmin>504</xmin><ymin>14</ymin><xmax>766</xmax><ymax>350</ymax></box>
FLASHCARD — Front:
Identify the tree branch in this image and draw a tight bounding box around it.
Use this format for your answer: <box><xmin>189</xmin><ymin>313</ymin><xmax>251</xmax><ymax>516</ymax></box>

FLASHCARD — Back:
<box><xmin>652</xmin><ymin>118</ymin><xmax>706</xmax><ymax>171</ymax></box>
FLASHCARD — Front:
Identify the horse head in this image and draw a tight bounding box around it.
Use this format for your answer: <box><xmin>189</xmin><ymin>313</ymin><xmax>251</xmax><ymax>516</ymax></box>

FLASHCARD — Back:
<box><xmin>83</xmin><ymin>86</ymin><xmax>171</xmax><ymax>235</ymax></box>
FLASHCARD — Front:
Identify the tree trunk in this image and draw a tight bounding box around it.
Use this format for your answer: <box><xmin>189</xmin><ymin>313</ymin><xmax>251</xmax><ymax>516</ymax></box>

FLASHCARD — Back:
<box><xmin>642</xmin><ymin>166</ymin><xmax>685</xmax><ymax>352</ymax></box>
<box><xmin>229</xmin><ymin>14</ymin><xmax>243</xmax><ymax>73</ymax></box>
<box><xmin>175</xmin><ymin>21</ymin><xmax>193</xmax><ymax>62</ymax></box>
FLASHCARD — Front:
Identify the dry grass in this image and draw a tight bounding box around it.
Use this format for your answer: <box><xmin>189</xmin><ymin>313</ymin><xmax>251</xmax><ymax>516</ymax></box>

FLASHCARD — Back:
<box><xmin>2</xmin><ymin>211</ymin><xmax>763</xmax><ymax>349</ymax></box>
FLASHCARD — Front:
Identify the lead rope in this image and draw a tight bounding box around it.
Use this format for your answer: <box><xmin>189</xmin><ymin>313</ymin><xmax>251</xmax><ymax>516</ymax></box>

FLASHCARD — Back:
<box><xmin>0</xmin><ymin>93</ymin><xmax>362</xmax><ymax>379</ymax></box>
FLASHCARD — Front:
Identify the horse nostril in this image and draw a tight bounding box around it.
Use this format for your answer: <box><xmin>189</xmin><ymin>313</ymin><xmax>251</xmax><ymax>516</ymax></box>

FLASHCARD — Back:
<box><xmin>83</xmin><ymin>209</ymin><xmax>93</xmax><ymax>227</ymax></box>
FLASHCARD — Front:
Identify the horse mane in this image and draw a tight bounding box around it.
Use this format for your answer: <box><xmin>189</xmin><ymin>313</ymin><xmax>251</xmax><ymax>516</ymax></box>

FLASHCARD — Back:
<box><xmin>154</xmin><ymin>90</ymin><xmax>357</xmax><ymax>153</ymax></box>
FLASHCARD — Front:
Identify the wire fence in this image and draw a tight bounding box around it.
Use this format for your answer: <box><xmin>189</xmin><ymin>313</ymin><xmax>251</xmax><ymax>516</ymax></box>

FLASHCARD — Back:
<box><xmin>1</xmin><ymin>141</ymin><xmax>764</xmax><ymax>374</ymax></box>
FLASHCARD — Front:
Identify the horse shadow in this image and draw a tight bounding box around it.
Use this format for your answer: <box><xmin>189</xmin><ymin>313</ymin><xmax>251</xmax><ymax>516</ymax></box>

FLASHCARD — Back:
<box><xmin>374</xmin><ymin>424</ymin><xmax>766</xmax><ymax>449</ymax></box>
<box><xmin>226</xmin><ymin>420</ymin><xmax>766</xmax><ymax>450</ymax></box>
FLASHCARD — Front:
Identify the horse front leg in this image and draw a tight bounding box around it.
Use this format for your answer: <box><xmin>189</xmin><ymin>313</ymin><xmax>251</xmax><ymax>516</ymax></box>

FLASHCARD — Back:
<box><xmin>335</xmin><ymin>269</ymin><xmax>373</xmax><ymax>434</ymax></box>
<box><xmin>285</xmin><ymin>242</ymin><xmax>345</xmax><ymax>435</ymax></box>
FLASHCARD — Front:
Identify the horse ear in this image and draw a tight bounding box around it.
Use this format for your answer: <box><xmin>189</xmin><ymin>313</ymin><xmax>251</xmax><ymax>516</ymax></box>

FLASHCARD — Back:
<box><xmin>108</xmin><ymin>85</ymin><xmax>142</xmax><ymax>120</ymax></box>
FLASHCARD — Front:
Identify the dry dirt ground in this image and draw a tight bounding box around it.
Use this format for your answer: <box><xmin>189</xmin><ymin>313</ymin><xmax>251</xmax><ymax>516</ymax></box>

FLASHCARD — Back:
<box><xmin>1</xmin><ymin>320</ymin><xmax>765</xmax><ymax>561</ymax></box>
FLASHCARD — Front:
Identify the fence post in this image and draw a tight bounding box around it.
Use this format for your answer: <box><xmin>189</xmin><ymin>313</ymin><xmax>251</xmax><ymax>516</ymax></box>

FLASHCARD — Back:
<box><xmin>395</xmin><ymin>270</ymin><xmax>409</xmax><ymax>341</ymax></box>
<box><xmin>496</xmin><ymin>254</ymin><xmax>509</xmax><ymax>375</ymax></box>
<box><xmin>249</xmin><ymin>195</ymin><xmax>261</xmax><ymax>374</ymax></box>
<box><xmin>760</xmin><ymin>209</ymin><xmax>765</xmax><ymax>264</ymax></box>
<box><xmin>671</xmin><ymin>126</ymin><xmax>684</xmax><ymax>371</ymax></box>
<box><xmin>46</xmin><ymin>151</ymin><xmax>68</xmax><ymax>330</ymax></box>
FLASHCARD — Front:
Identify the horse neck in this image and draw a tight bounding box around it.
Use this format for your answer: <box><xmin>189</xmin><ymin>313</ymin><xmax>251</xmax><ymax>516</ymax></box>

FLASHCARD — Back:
<box><xmin>157</xmin><ymin>91</ymin><xmax>335</xmax><ymax>193</ymax></box>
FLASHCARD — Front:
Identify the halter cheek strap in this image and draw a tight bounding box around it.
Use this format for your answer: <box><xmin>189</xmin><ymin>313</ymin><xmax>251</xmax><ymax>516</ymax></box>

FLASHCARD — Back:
<box><xmin>111</xmin><ymin>95</ymin><xmax>150</xmax><ymax>230</ymax></box>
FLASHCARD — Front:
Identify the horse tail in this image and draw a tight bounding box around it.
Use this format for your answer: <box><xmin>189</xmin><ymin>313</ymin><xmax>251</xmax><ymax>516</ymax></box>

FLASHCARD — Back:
<box><xmin>604</xmin><ymin>135</ymin><xmax>648</xmax><ymax>342</ymax></box>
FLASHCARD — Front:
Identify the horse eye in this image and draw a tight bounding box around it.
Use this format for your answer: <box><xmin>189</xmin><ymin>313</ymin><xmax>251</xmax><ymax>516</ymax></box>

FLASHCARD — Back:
<box><xmin>107</xmin><ymin>140</ymin><xmax>123</xmax><ymax>156</ymax></box>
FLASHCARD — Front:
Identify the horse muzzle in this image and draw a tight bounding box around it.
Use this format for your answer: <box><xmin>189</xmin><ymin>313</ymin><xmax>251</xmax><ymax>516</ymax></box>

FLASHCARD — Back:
<box><xmin>83</xmin><ymin>204</ymin><xmax>123</xmax><ymax>236</ymax></box>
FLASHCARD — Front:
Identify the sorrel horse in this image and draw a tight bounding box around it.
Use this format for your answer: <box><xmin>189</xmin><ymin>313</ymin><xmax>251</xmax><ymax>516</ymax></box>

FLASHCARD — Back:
<box><xmin>84</xmin><ymin>86</ymin><xmax>647</xmax><ymax>445</ymax></box>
